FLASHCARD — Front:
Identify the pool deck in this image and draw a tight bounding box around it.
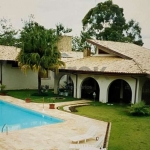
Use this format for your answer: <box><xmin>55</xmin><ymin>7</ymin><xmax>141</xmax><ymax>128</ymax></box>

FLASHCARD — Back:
<box><xmin>0</xmin><ymin>96</ymin><xmax>108</xmax><ymax>150</ymax></box>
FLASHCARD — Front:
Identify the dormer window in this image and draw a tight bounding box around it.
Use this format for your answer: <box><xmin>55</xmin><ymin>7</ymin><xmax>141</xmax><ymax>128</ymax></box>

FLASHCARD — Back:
<box><xmin>98</xmin><ymin>49</ymin><xmax>108</xmax><ymax>54</ymax></box>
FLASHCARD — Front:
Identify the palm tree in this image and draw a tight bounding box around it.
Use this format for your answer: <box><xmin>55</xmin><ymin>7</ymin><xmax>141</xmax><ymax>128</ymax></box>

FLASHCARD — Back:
<box><xmin>17</xmin><ymin>21</ymin><xmax>66</xmax><ymax>93</ymax></box>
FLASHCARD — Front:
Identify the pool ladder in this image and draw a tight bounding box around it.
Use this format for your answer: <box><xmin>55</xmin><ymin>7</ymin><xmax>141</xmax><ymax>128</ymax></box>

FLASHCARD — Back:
<box><xmin>1</xmin><ymin>124</ymin><xmax>8</xmax><ymax>135</ymax></box>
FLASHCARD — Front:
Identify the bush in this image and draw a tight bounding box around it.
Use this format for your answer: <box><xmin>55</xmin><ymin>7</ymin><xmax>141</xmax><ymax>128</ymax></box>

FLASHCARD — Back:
<box><xmin>69</xmin><ymin>106</ymin><xmax>78</xmax><ymax>112</ymax></box>
<box><xmin>129</xmin><ymin>101</ymin><xmax>150</xmax><ymax>116</ymax></box>
<box><xmin>0</xmin><ymin>84</ymin><xmax>6</xmax><ymax>91</ymax></box>
<box><xmin>0</xmin><ymin>84</ymin><xmax>7</xmax><ymax>95</ymax></box>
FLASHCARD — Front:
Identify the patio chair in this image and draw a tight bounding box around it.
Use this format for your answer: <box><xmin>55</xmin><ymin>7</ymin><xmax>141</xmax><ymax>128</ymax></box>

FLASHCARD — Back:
<box><xmin>70</xmin><ymin>126</ymin><xmax>99</xmax><ymax>143</ymax></box>
<box><xmin>69</xmin><ymin>135</ymin><xmax>105</xmax><ymax>150</ymax></box>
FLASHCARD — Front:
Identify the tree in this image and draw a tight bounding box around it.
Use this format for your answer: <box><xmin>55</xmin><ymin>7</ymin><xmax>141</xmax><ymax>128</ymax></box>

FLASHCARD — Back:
<box><xmin>17</xmin><ymin>19</ymin><xmax>71</xmax><ymax>93</ymax></box>
<box><xmin>0</xmin><ymin>18</ymin><xmax>18</xmax><ymax>46</ymax></box>
<box><xmin>72</xmin><ymin>36</ymin><xmax>84</xmax><ymax>51</ymax></box>
<box><xmin>73</xmin><ymin>0</ymin><xmax>143</xmax><ymax>51</ymax></box>
<box><xmin>72</xmin><ymin>32</ymin><xmax>91</xmax><ymax>51</ymax></box>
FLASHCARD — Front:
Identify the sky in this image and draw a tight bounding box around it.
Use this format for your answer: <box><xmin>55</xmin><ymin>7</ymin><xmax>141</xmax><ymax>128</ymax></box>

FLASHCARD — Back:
<box><xmin>0</xmin><ymin>0</ymin><xmax>150</xmax><ymax>49</ymax></box>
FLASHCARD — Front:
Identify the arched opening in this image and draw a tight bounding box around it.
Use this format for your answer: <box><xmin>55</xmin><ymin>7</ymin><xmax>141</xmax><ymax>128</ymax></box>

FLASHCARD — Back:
<box><xmin>108</xmin><ymin>79</ymin><xmax>132</xmax><ymax>104</ymax></box>
<box><xmin>58</xmin><ymin>75</ymin><xmax>74</xmax><ymax>97</ymax></box>
<box><xmin>142</xmin><ymin>80</ymin><xmax>150</xmax><ymax>105</ymax></box>
<box><xmin>81</xmin><ymin>77</ymin><xmax>100</xmax><ymax>101</ymax></box>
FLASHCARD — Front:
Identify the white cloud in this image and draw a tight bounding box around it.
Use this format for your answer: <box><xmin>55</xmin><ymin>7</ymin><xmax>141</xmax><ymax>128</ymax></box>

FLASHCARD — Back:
<box><xmin>0</xmin><ymin>0</ymin><xmax>149</xmax><ymax>49</ymax></box>
<box><xmin>0</xmin><ymin>0</ymin><xmax>38</xmax><ymax>29</ymax></box>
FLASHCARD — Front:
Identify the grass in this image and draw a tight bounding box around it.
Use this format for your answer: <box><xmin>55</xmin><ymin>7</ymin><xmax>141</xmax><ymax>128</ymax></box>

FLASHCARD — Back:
<box><xmin>4</xmin><ymin>90</ymin><xmax>150</xmax><ymax>149</ymax></box>
<box><xmin>6</xmin><ymin>89</ymin><xmax>80</xmax><ymax>103</ymax></box>
<box><xmin>74</xmin><ymin>102</ymin><xmax>150</xmax><ymax>150</ymax></box>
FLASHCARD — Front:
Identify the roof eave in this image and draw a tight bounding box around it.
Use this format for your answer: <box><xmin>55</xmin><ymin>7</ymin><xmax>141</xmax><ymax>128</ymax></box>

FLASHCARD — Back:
<box><xmin>87</xmin><ymin>39</ymin><xmax>132</xmax><ymax>60</ymax></box>
<box><xmin>59</xmin><ymin>69</ymin><xmax>146</xmax><ymax>76</ymax></box>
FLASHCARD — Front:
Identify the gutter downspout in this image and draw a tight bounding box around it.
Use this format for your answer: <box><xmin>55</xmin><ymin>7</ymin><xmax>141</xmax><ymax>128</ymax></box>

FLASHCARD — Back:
<box><xmin>131</xmin><ymin>77</ymin><xmax>138</xmax><ymax>104</ymax></box>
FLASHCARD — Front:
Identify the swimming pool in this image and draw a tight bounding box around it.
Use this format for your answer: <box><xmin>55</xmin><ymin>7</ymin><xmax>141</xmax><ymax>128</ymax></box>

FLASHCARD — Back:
<box><xmin>0</xmin><ymin>100</ymin><xmax>63</xmax><ymax>132</ymax></box>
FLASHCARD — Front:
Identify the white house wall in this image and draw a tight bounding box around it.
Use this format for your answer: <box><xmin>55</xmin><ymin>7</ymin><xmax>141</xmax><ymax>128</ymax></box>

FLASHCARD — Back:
<box><xmin>2</xmin><ymin>64</ymin><xmax>56</xmax><ymax>90</ymax></box>
<box><xmin>77</xmin><ymin>74</ymin><xmax>136</xmax><ymax>103</ymax></box>
<box><xmin>55</xmin><ymin>72</ymin><xmax>144</xmax><ymax>104</ymax></box>
<box><xmin>2</xmin><ymin>64</ymin><xmax>38</xmax><ymax>90</ymax></box>
<box><xmin>54</xmin><ymin>72</ymin><xmax>74</xmax><ymax>94</ymax></box>
<box><xmin>102</xmin><ymin>75</ymin><xmax>137</xmax><ymax>104</ymax></box>
<box><xmin>137</xmin><ymin>77</ymin><xmax>148</xmax><ymax>103</ymax></box>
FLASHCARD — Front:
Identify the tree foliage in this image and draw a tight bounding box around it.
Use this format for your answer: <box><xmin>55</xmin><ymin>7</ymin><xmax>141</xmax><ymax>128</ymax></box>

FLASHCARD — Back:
<box><xmin>72</xmin><ymin>36</ymin><xmax>89</xmax><ymax>51</ymax></box>
<box><xmin>0</xmin><ymin>18</ymin><xmax>18</xmax><ymax>46</ymax></box>
<box><xmin>73</xmin><ymin>0</ymin><xmax>143</xmax><ymax>51</ymax></box>
<box><xmin>17</xmin><ymin>18</ymin><xmax>71</xmax><ymax>92</ymax></box>
<box><xmin>56</xmin><ymin>23</ymin><xmax>72</xmax><ymax>36</ymax></box>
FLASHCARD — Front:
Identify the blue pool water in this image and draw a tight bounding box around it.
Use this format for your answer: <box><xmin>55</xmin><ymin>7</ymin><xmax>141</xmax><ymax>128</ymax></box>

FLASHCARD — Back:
<box><xmin>0</xmin><ymin>100</ymin><xmax>63</xmax><ymax>132</ymax></box>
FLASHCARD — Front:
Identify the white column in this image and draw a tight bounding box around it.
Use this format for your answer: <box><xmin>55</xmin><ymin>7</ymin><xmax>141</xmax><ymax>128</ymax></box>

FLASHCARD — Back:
<box><xmin>77</xmin><ymin>75</ymin><xmax>81</xmax><ymax>98</ymax></box>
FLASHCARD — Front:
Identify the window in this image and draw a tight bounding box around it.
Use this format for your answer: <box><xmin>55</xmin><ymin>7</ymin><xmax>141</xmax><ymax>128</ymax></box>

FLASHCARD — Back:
<box><xmin>12</xmin><ymin>62</ymin><xmax>19</xmax><ymax>67</ymax></box>
<box><xmin>98</xmin><ymin>49</ymin><xmax>108</xmax><ymax>54</ymax></box>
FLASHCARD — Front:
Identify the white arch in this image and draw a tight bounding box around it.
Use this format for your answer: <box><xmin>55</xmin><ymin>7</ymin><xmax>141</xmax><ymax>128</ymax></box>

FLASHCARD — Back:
<box><xmin>80</xmin><ymin>76</ymin><xmax>100</xmax><ymax>101</ymax></box>
<box><xmin>54</xmin><ymin>72</ymin><xmax>75</xmax><ymax>95</ymax></box>
<box><xmin>107</xmin><ymin>79</ymin><xmax>132</xmax><ymax>103</ymax></box>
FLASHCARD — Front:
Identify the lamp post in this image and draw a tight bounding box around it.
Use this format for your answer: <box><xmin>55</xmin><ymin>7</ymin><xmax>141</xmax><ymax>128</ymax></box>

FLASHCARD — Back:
<box><xmin>93</xmin><ymin>92</ymin><xmax>96</xmax><ymax>105</ymax></box>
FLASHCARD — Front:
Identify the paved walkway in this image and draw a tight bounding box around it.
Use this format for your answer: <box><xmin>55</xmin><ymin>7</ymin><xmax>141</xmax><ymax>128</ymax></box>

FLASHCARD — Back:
<box><xmin>0</xmin><ymin>96</ymin><xmax>108</xmax><ymax>150</ymax></box>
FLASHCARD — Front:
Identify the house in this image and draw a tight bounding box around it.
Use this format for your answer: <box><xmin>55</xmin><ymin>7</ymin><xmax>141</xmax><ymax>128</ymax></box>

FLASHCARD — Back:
<box><xmin>1</xmin><ymin>37</ymin><xmax>150</xmax><ymax>105</ymax></box>
<box><xmin>54</xmin><ymin>39</ymin><xmax>150</xmax><ymax>104</ymax></box>
<box><xmin>0</xmin><ymin>36</ymin><xmax>82</xmax><ymax>90</ymax></box>
<box><xmin>0</xmin><ymin>45</ymin><xmax>38</xmax><ymax>90</ymax></box>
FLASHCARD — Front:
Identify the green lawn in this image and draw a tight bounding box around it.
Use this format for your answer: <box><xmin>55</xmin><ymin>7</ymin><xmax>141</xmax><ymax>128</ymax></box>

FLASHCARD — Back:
<box><xmin>4</xmin><ymin>90</ymin><xmax>150</xmax><ymax>149</ymax></box>
<box><xmin>6</xmin><ymin>89</ymin><xmax>80</xmax><ymax>103</ymax></box>
<box><xmin>74</xmin><ymin>102</ymin><xmax>150</xmax><ymax>150</ymax></box>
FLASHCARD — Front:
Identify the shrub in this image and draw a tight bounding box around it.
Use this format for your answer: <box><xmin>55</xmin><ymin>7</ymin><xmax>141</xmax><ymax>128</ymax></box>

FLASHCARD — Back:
<box><xmin>0</xmin><ymin>84</ymin><xmax>6</xmax><ymax>95</ymax></box>
<box><xmin>69</xmin><ymin>106</ymin><xmax>78</xmax><ymax>112</ymax></box>
<box><xmin>129</xmin><ymin>101</ymin><xmax>150</xmax><ymax>116</ymax></box>
<box><xmin>40</xmin><ymin>85</ymin><xmax>49</xmax><ymax>93</ymax></box>
<box><xmin>0</xmin><ymin>84</ymin><xmax>6</xmax><ymax>91</ymax></box>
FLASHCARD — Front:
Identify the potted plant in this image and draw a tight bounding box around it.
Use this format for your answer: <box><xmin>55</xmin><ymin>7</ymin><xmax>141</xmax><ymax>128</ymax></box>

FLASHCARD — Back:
<box><xmin>49</xmin><ymin>99</ymin><xmax>55</xmax><ymax>109</ymax></box>
<box><xmin>0</xmin><ymin>84</ymin><xmax>6</xmax><ymax>95</ymax></box>
<box><xmin>41</xmin><ymin>85</ymin><xmax>45</xmax><ymax>93</ymax></box>
<box><xmin>59</xmin><ymin>81</ymin><xmax>70</xmax><ymax>96</ymax></box>
<box><xmin>45</xmin><ymin>85</ymin><xmax>49</xmax><ymax>92</ymax></box>
<box><xmin>25</xmin><ymin>94</ymin><xmax>31</xmax><ymax>103</ymax></box>
<box><xmin>59</xmin><ymin>88</ymin><xmax>64</xmax><ymax>96</ymax></box>
<box><xmin>64</xmin><ymin>90</ymin><xmax>69</xmax><ymax>96</ymax></box>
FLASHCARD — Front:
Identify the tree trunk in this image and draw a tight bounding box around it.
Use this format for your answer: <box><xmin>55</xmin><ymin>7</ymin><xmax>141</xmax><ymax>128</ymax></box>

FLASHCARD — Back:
<box><xmin>38</xmin><ymin>71</ymin><xmax>41</xmax><ymax>94</ymax></box>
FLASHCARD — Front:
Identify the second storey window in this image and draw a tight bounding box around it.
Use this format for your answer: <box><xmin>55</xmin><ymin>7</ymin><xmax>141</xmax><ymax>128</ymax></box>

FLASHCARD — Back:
<box><xmin>98</xmin><ymin>49</ymin><xmax>108</xmax><ymax>54</ymax></box>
